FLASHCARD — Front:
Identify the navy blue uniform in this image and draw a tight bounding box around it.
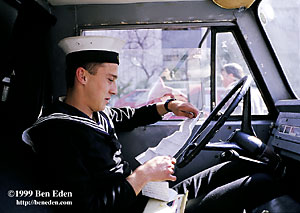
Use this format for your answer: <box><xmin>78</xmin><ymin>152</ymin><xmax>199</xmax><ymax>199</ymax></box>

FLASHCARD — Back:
<box><xmin>23</xmin><ymin>98</ymin><xmax>161</xmax><ymax>212</ymax></box>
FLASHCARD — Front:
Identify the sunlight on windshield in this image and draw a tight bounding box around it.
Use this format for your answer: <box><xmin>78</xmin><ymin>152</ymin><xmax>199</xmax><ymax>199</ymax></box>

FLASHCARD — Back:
<box><xmin>259</xmin><ymin>0</ymin><xmax>300</xmax><ymax>98</ymax></box>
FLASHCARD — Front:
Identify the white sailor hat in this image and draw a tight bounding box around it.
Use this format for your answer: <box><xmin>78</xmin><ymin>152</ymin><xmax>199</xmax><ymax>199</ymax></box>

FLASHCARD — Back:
<box><xmin>58</xmin><ymin>36</ymin><xmax>125</xmax><ymax>65</ymax></box>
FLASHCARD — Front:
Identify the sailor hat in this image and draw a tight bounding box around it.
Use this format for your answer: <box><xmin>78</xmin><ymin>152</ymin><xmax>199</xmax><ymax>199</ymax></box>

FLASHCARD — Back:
<box><xmin>58</xmin><ymin>36</ymin><xmax>125</xmax><ymax>65</ymax></box>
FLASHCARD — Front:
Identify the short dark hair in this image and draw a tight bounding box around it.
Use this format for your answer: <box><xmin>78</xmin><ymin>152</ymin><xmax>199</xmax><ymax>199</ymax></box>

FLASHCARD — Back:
<box><xmin>222</xmin><ymin>63</ymin><xmax>244</xmax><ymax>79</ymax></box>
<box><xmin>65</xmin><ymin>50</ymin><xmax>120</xmax><ymax>88</ymax></box>
<box><xmin>65</xmin><ymin>62</ymin><xmax>100</xmax><ymax>89</ymax></box>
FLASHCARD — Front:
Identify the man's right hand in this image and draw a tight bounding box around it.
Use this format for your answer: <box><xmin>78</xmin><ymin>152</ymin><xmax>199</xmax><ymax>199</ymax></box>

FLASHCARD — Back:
<box><xmin>126</xmin><ymin>156</ymin><xmax>176</xmax><ymax>195</ymax></box>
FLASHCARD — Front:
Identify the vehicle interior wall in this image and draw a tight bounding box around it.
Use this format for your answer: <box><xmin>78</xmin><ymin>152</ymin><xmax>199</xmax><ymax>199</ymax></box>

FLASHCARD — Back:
<box><xmin>0</xmin><ymin>0</ymin><xmax>56</xmax><ymax>158</ymax></box>
<box><xmin>0</xmin><ymin>1</ymin><xmax>57</xmax><ymax>212</ymax></box>
<box><xmin>0</xmin><ymin>0</ymin><xmax>17</xmax><ymax>140</ymax></box>
<box><xmin>0</xmin><ymin>1</ymin><xmax>17</xmax><ymax>81</ymax></box>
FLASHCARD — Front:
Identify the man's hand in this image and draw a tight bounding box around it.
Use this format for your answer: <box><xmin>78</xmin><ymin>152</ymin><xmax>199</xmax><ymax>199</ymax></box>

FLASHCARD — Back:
<box><xmin>126</xmin><ymin>156</ymin><xmax>176</xmax><ymax>195</ymax></box>
<box><xmin>168</xmin><ymin>100</ymin><xmax>199</xmax><ymax>118</ymax></box>
<box><xmin>156</xmin><ymin>100</ymin><xmax>199</xmax><ymax>118</ymax></box>
<box><xmin>141</xmin><ymin>156</ymin><xmax>177</xmax><ymax>182</ymax></box>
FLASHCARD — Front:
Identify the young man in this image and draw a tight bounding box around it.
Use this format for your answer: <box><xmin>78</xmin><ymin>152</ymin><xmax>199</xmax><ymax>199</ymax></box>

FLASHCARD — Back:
<box><xmin>220</xmin><ymin>63</ymin><xmax>267</xmax><ymax>114</ymax></box>
<box><xmin>221</xmin><ymin>63</ymin><xmax>244</xmax><ymax>89</ymax></box>
<box><xmin>23</xmin><ymin>36</ymin><xmax>280</xmax><ymax>213</ymax></box>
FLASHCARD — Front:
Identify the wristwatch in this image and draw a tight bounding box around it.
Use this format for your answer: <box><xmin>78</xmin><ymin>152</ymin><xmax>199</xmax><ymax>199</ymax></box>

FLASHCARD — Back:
<box><xmin>164</xmin><ymin>98</ymin><xmax>176</xmax><ymax>112</ymax></box>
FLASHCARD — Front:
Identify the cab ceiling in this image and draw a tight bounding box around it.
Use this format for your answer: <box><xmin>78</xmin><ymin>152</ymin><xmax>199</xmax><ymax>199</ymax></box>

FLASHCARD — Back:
<box><xmin>47</xmin><ymin>0</ymin><xmax>206</xmax><ymax>6</ymax></box>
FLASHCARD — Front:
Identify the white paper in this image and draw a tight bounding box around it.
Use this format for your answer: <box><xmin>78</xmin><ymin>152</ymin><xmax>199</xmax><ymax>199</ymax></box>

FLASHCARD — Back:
<box><xmin>137</xmin><ymin>114</ymin><xmax>200</xmax><ymax>202</ymax></box>
<box><xmin>143</xmin><ymin>194</ymin><xmax>185</xmax><ymax>213</ymax></box>
<box><xmin>136</xmin><ymin>113</ymin><xmax>200</xmax><ymax>164</ymax></box>
<box><xmin>142</xmin><ymin>182</ymin><xmax>178</xmax><ymax>202</ymax></box>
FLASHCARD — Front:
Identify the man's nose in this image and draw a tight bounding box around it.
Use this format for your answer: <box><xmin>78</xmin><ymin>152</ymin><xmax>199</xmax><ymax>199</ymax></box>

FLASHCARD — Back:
<box><xmin>110</xmin><ymin>82</ymin><xmax>117</xmax><ymax>95</ymax></box>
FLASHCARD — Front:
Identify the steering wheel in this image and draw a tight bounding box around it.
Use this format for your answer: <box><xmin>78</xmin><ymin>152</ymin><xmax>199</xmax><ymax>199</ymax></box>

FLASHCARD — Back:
<box><xmin>176</xmin><ymin>75</ymin><xmax>253</xmax><ymax>168</ymax></box>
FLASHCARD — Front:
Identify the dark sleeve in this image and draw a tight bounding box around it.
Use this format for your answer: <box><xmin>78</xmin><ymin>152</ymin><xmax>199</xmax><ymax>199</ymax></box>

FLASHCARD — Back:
<box><xmin>30</xmin><ymin>121</ymin><xmax>138</xmax><ymax>213</ymax></box>
<box><xmin>108</xmin><ymin>104</ymin><xmax>162</xmax><ymax>132</ymax></box>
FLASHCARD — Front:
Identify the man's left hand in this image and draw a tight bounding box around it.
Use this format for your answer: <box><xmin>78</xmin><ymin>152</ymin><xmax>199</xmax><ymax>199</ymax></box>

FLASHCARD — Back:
<box><xmin>168</xmin><ymin>100</ymin><xmax>199</xmax><ymax>118</ymax></box>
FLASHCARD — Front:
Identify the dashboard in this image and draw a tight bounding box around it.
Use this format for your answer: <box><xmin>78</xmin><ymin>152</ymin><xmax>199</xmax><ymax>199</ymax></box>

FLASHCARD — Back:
<box><xmin>270</xmin><ymin>100</ymin><xmax>300</xmax><ymax>162</ymax></box>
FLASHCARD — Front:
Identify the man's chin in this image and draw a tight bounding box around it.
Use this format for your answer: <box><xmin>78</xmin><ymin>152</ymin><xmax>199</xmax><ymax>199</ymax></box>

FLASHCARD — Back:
<box><xmin>98</xmin><ymin>105</ymin><xmax>106</xmax><ymax>111</ymax></box>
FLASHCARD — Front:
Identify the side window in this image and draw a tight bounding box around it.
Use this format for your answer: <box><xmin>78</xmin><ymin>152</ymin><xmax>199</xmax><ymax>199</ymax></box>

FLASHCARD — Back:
<box><xmin>83</xmin><ymin>28</ymin><xmax>211</xmax><ymax>120</ymax></box>
<box><xmin>216</xmin><ymin>32</ymin><xmax>268</xmax><ymax>115</ymax></box>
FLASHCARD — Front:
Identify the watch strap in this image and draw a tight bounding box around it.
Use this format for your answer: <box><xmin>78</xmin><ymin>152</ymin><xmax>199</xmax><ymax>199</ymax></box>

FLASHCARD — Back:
<box><xmin>164</xmin><ymin>98</ymin><xmax>176</xmax><ymax>112</ymax></box>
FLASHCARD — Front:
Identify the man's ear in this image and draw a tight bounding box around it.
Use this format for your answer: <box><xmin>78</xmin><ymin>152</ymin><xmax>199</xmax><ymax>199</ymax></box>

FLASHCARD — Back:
<box><xmin>75</xmin><ymin>67</ymin><xmax>88</xmax><ymax>85</ymax></box>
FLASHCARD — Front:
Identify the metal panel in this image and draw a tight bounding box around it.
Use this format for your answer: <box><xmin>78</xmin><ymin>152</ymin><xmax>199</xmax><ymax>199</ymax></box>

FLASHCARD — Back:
<box><xmin>48</xmin><ymin>6</ymin><xmax>77</xmax><ymax>98</ymax></box>
<box><xmin>75</xmin><ymin>1</ymin><xmax>236</xmax><ymax>27</ymax></box>
<box><xmin>49</xmin><ymin>0</ymin><xmax>208</xmax><ymax>6</ymax></box>
<box><xmin>235</xmin><ymin>9</ymin><xmax>295</xmax><ymax>104</ymax></box>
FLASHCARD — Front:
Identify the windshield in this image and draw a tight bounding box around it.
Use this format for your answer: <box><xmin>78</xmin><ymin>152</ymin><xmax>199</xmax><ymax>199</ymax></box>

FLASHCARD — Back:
<box><xmin>83</xmin><ymin>28</ymin><xmax>212</xmax><ymax>120</ymax></box>
<box><xmin>259</xmin><ymin>0</ymin><xmax>300</xmax><ymax>98</ymax></box>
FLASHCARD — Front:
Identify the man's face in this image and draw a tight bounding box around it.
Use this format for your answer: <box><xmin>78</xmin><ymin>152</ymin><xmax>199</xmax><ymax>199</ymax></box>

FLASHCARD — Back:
<box><xmin>221</xmin><ymin>70</ymin><xmax>235</xmax><ymax>88</ymax></box>
<box><xmin>85</xmin><ymin>63</ymin><xmax>118</xmax><ymax>111</ymax></box>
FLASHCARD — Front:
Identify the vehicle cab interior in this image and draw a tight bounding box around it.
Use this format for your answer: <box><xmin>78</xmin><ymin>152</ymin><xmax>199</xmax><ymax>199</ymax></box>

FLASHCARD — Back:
<box><xmin>1</xmin><ymin>0</ymin><xmax>300</xmax><ymax>212</ymax></box>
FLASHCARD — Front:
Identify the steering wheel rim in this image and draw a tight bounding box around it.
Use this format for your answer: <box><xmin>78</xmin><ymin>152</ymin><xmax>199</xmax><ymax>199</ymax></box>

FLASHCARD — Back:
<box><xmin>176</xmin><ymin>75</ymin><xmax>253</xmax><ymax>168</ymax></box>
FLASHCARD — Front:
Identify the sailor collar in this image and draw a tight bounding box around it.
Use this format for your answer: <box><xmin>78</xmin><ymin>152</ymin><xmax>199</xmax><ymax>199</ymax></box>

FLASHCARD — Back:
<box><xmin>22</xmin><ymin>98</ymin><xmax>115</xmax><ymax>150</ymax></box>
